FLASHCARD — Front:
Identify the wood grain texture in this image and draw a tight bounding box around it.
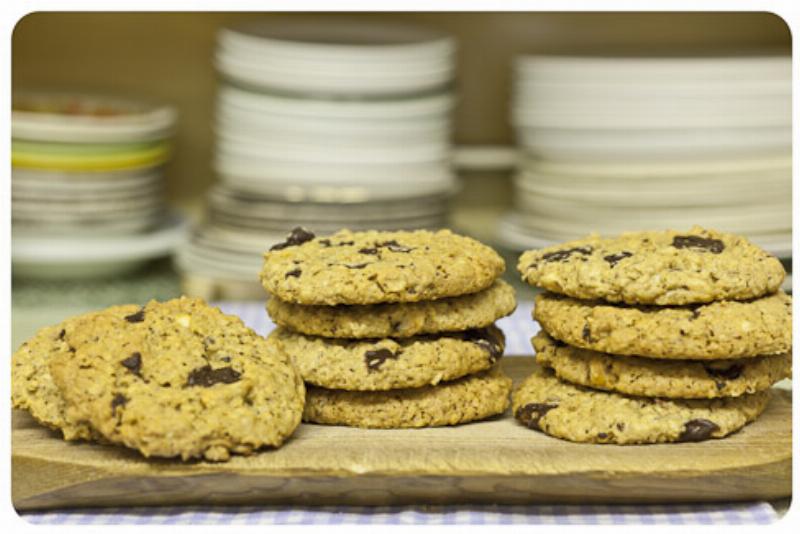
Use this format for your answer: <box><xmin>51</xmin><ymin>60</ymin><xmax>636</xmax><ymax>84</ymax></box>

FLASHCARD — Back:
<box><xmin>12</xmin><ymin>357</ymin><xmax>792</xmax><ymax>510</ymax></box>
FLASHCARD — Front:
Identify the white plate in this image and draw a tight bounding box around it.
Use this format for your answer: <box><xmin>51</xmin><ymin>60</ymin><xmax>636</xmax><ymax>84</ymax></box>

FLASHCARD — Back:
<box><xmin>219</xmin><ymin>18</ymin><xmax>454</xmax><ymax>61</ymax></box>
<box><xmin>516</xmin><ymin>125</ymin><xmax>791</xmax><ymax>161</ymax></box>
<box><xmin>516</xmin><ymin>194</ymin><xmax>790</xmax><ymax>233</ymax></box>
<box><xmin>514</xmin><ymin>168</ymin><xmax>790</xmax><ymax>208</ymax></box>
<box><xmin>517</xmin><ymin>126</ymin><xmax>790</xmax><ymax>150</ymax></box>
<box><xmin>514</xmin><ymin>167</ymin><xmax>791</xmax><ymax>206</ymax></box>
<box><xmin>522</xmin><ymin>155</ymin><xmax>792</xmax><ymax>177</ymax></box>
<box><xmin>214</xmin><ymin>154</ymin><xmax>453</xmax><ymax>179</ymax></box>
<box><xmin>13</xmin><ymin>221</ymin><xmax>163</xmax><ymax>237</ymax></box>
<box><xmin>12</xmin><ymin>213</ymin><xmax>188</xmax><ymax>279</ymax></box>
<box><xmin>209</xmin><ymin>184</ymin><xmax>449</xmax><ymax>220</ymax></box>
<box><xmin>12</xmin><ymin>169</ymin><xmax>163</xmax><ymax>199</ymax></box>
<box><xmin>512</xmin><ymin>102</ymin><xmax>790</xmax><ymax>129</ymax></box>
<box><xmin>13</xmin><ymin>175</ymin><xmax>162</xmax><ymax>194</ymax></box>
<box><xmin>216</xmin><ymin>54</ymin><xmax>454</xmax><ymax>96</ymax></box>
<box><xmin>12</xmin><ymin>91</ymin><xmax>177</xmax><ymax>143</ymax></box>
<box><xmin>214</xmin><ymin>110</ymin><xmax>450</xmax><ymax>141</ymax></box>
<box><xmin>216</xmin><ymin>49</ymin><xmax>453</xmax><ymax>76</ymax></box>
<box><xmin>217</xmin><ymin>182</ymin><xmax>456</xmax><ymax>204</ymax></box>
<box><xmin>12</xmin><ymin>183</ymin><xmax>163</xmax><ymax>204</ymax></box>
<box><xmin>211</xmin><ymin>213</ymin><xmax>447</xmax><ymax>234</ymax></box>
<box><xmin>12</xmin><ymin>215</ymin><xmax>166</xmax><ymax>236</ymax></box>
<box><xmin>215</xmin><ymin>107</ymin><xmax>450</xmax><ymax>134</ymax></box>
<box><xmin>174</xmin><ymin>225</ymin><xmax>273</xmax><ymax>281</ymax></box>
<box><xmin>496</xmin><ymin>212</ymin><xmax>792</xmax><ymax>259</ymax></box>
<box><xmin>174</xmin><ymin>252</ymin><xmax>260</xmax><ymax>282</ymax></box>
<box><xmin>12</xmin><ymin>173</ymin><xmax>162</xmax><ymax>198</ymax></box>
<box><xmin>177</xmin><ymin>242</ymin><xmax>263</xmax><ymax>279</ymax></box>
<box><xmin>215</xmin><ymin>124</ymin><xmax>449</xmax><ymax>149</ymax></box>
<box><xmin>11</xmin><ymin>183</ymin><xmax>164</xmax><ymax>204</ymax></box>
<box><xmin>513</xmin><ymin>78</ymin><xmax>790</xmax><ymax>98</ymax></box>
<box><xmin>514</xmin><ymin>54</ymin><xmax>791</xmax><ymax>83</ymax></box>
<box><xmin>192</xmin><ymin>228</ymin><xmax>283</xmax><ymax>255</ymax></box>
<box><xmin>506</xmin><ymin>199</ymin><xmax>791</xmax><ymax>242</ymax></box>
<box><xmin>217</xmin><ymin>86</ymin><xmax>454</xmax><ymax>119</ymax></box>
<box><xmin>216</xmin><ymin>136</ymin><xmax>449</xmax><ymax>165</ymax></box>
<box><xmin>512</xmin><ymin>112</ymin><xmax>790</xmax><ymax>130</ymax></box>
<box><xmin>514</xmin><ymin>177</ymin><xmax>790</xmax><ymax>209</ymax></box>
<box><xmin>12</xmin><ymin>200</ymin><xmax>163</xmax><ymax>219</ymax></box>
<box><xmin>12</xmin><ymin>194</ymin><xmax>164</xmax><ymax>215</ymax></box>
<box><xmin>513</xmin><ymin>94</ymin><xmax>789</xmax><ymax>118</ymax></box>
<box><xmin>194</xmin><ymin>225</ymin><xmax>289</xmax><ymax>251</ymax></box>
<box><xmin>513</xmin><ymin>86</ymin><xmax>789</xmax><ymax>107</ymax></box>
<box><xmin>216</xmin><ymin>161</ymin><xmax>457</xmax><ymax>202</ymax></box>
<box><xmin>218</xmin><ymin>175</ymin><xmax>458</xmax><ymax>203</ymax></box>
<box><xmin>217</xmin><ymin>45</ymin><xmax>452</xmax><ymax>76</ymax></box>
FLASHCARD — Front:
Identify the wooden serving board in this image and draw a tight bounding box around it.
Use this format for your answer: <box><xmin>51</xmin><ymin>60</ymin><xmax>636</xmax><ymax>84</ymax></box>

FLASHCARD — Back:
<box><xmin>12</xmin><ymin>357</ymin><xmax>792</xmax><ymax>510</ymax></box>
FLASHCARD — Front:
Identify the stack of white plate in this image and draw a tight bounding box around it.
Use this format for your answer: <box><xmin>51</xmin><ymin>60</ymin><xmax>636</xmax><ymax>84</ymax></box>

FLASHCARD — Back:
<box><xmin>215</xmin><ymin>18</ymin><xmax>455</xmax><ymax>98</ymax></box>
<box><xmin>214</xmin><ymin>87</ymin><xmax>455</xmax><ymax>201</ymax></box>
<box><xmin>178</xmin><ymin>18</ymin><xmax>457</xmax><ymax>285</ymax></box>
<box><xmin>500</xmin><ymin>53</ymin><xmax>792</xmax><ymax>258</ymax></box>
<box><xmin>207</xmin><ymin>184</ymin><xmax>449</xmax><ymax>234</ymax></box>
<box><xmin>11</xmin><ymin>91</ymin><xmax>187</xmax><ymax>279</ymax></box>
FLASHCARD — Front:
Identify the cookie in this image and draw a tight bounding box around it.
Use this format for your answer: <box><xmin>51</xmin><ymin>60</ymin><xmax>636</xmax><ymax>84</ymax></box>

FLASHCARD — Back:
<box><xmin>270</xmin><ymin>325</ymin><xmax>504</xmax><ymax>391</ymax></box>
<box><xmin>11</xmin><ymin>305</ymin><xmax>139</xmax><ymax>441</ymax></box>
<box><xmin>518</xmin><ymin>226</ymin><xmax>785</xmax><ymax>305</ymax></box>
<box><xmin>48</xmin><ymin>297</ymin><xmax>305</xmax><ymax>461</ymax></box>
<box><xmin>303</xmin><ymin>366</ymin><xmax>512</xmax><ymax>428</ymax></box>
<box><xmin>512</xmin><ymin>364</ymin><xmax>770</xmax><ymax>444</ymax></box>
<box><xmin>267</xmin><ymin>279</ymin><xmax>516</xmax><ymax>339</ymax></box>
<box><xmin>533</xmin><ymin>331</ymin><xmax>790</xmax><ymax>399</ymax></box>
<box><xmin>260</xmin><ymin>227</ymin><xmax>505</xmax><ymax>305</ymax></box>
<box><xmin>534</xmin><ymin>291</ymin><xmax>792</xmax><ymax>359</ymax></box>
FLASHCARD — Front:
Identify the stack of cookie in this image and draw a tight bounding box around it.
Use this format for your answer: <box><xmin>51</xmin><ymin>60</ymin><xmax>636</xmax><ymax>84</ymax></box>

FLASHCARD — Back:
<box><xmin>261</xmin><ymin>227</ymin><xmax>516</xmax><ymax>428</ymax></box>
<box><xmin>513</xmin><ymin>226</ymin><xmax>791</xmax><ymax>445</ymax></box>
<box><xmin>12</xmin><ymin>297</ymin><xmax>305</xmax><ymax>461</ymax></box>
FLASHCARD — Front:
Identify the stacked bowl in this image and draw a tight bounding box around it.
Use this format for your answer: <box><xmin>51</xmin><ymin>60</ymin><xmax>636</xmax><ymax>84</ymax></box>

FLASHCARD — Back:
<box><xmin>11</xmin><ymin>91</ymin><xmax>184</xmax><ymax>279</ymax></box>
<box><xmin>178</xmin><ymin>18</ymin><xmax>458</xmax><ymax>295</ymax></box>
<box><xmin>499</xmin><ymin>52</ymin><xmax>792</xmax><ymax>261</ymax></box>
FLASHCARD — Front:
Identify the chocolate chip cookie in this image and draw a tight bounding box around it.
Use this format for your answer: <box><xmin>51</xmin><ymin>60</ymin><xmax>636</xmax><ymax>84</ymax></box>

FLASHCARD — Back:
<box><xmin>533</xmin><ymin>331</ymin><xmax>790</xmax><ymax>399</ymax></box>
<box><xmin>518</xmin><ymin>226</ymin><xmax>785</xmax><ymax>305</ymax></box>
<box><xmin>270</xmin><ymin>325</ymin><xmax>504</xmax><ymax>391</ymax></box>
<box><xmin>303</xmin><ymin>366</ymin><xmax>512</xmax><ymax>428</ymax></box>
<box><xmin>534</xmin><ymin>291</ymin><xmax>792</xmax><ymax>359</ymax></box>
<box><xmin>260</xmin><ymin>227</ymin><xmax>505</xmax><ymax>305</ymax></box>
<box><xmin>48</xmin><ymin>297</ymin><xmax>305</xmax><ymax>461</ymax></box>
<box><xmin>513</xmin><ymin>364</ymin><xmax>770</xmax><ymax>444</ymax></box>
<box><xmin>267</xmin><ymin>279</ymin><xmax>516</xmax><ymax>339</ymax></box>
<box><xmin>11</xmin><ymin>305</ymin><xmax>139</xmax><ymax>441</ymax></box>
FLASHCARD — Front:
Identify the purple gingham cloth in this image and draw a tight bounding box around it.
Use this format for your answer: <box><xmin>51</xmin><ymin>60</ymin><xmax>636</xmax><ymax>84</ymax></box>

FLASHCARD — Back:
<box><xmin>18</xmin><ymin>301</ymin><xmax>781</xmax><ymax>525</ymax></box>
<box><xmin>21</xmin><ymin>503</ymin><xmax>778</xmax><ymax>525</ymax></box>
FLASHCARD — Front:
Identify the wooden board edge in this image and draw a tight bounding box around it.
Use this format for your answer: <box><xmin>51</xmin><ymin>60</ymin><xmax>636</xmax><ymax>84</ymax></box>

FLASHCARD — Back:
<box><xmin>14</xmin><ymin>457</ymin><xmax>792</xmax><ymax>510</ymax></box>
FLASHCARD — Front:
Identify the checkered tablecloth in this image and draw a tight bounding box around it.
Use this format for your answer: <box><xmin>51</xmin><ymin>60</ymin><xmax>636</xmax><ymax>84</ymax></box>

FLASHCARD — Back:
<box><xmin>18</xmin><ymin>301</ymin><xmax>782</xmax><ymax>525</ymax></box>
<box><xmin>23</xmin><ymin>503</ymin><xmax>778</xmax><ymax>525</ymax></box>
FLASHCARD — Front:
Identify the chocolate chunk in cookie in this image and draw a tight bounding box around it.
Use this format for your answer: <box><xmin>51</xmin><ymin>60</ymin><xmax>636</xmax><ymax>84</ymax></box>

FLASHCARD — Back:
<box><xmin>270</xmin><ymin>227</ymin><xmax>316</xmax><ymax>251</ymax></box>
